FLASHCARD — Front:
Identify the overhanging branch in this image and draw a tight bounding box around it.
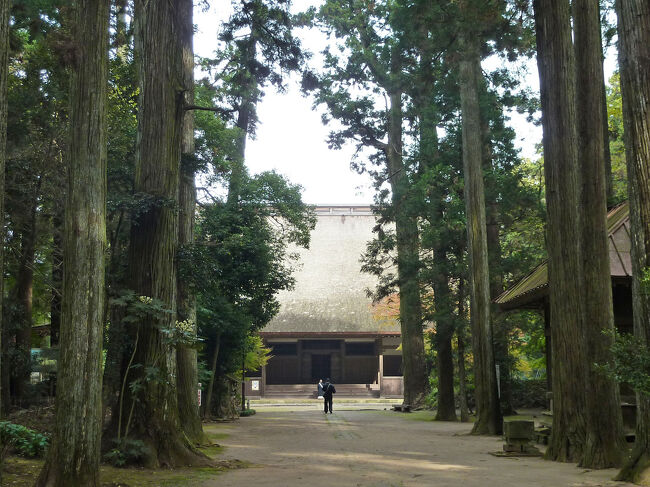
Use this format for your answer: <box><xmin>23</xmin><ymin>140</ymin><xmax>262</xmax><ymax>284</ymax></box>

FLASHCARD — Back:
<box><xmin>184</xmin><ymin>104</ymin><xmax>237</xmax><ymax>115</ymax></box>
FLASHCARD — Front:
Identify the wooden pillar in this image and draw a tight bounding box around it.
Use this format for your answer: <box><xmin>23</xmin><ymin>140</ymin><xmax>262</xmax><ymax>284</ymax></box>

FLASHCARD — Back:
<box><xmin>340</xmin><ymin>340</ymin><xmax>346</xmax><ymax>383</ymax></box>
<box><xmin>297</xmin><ymin>340</ymin><xmax>303</xmax><ymax>382</ymax></box>
<box><xmin>379</xmin><ymin>354</ymin><xmax>384</xmax><ymax>396</ymax></box>
<box><xmin>375</xmin><ymin>338</ymin><xmax>382</xmax><ymax>384</ymax></box>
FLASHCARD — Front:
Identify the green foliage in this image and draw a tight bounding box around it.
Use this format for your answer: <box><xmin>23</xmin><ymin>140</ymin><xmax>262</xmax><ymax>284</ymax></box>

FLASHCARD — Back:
<box><xmin>0</xmin><ymin>422</ymin><xmax>49</xmax><ymax>459</ymax></box>
<box><xmin>244</xmin><ymin>335</ymin><xmax>272</xmax><ymax>375</ymax></box>
<box><xmin>239</xmin><ymin>409</ymin><xmax>256</xmax><ymax>417</ymax></box>
<box><xmin>641</xmin><ymin>266</ymin><xmax>650</xmax><ymax>295</ymax></box>
<box><xmin>104</xmin><ymin>438</ymin><xmax>149</xmax><ymax>468</ymax></box>
<box><xmin>598</xmin><ymin>332</ymin><xmax>650</xmax><ymax>397</ymax></box>
<box><xmin>508</xmin><ymin>310</ymin><xmax>547</xmax><ymax>377</ymax></box>
<box><xmin>111</xmin><ymin>291</ymin><xmax>172</xmax><ymax>326</ymax></box>
<box><xmin>606</xmin><ymin>71</ymin><xmax>628</xmax><ymax>206</ymax></box>
<box><xmin>510</xmin><ymin>378</ymin><xmax>547</xmax><ymax>408</ymax></box>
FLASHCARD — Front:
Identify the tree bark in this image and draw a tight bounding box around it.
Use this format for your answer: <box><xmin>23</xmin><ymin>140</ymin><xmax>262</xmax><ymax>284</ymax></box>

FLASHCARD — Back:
<box><xmin>416</xmin><ymin>76</ymin><xmax>455</xmax><ymax>419</ymax></box>
<box><xmin>573</xmin><ymin>0</ymin><xmax>625</xmax><ymax>468</ymax></box>
<box><xmin>14</xmin><ymin>183</ymin><xmax>39</xmax><ymax>402</ymax></box>
<box><xmin>50</xmin><ymin>206</ymin><xmax>64</xmax><ymax>347</ymax></box>
<box><xmin>203</xmin><ymin>334</ymin><xmax>221</xmax><ymax>419</ymax></box>
<box><xmin>387</xmin><ymin>85</ymin><xmax>428</xmax><ymax>408</ymax></box>
<box><xmin>35</xmin><ymin>0</ymin><xmax>109</xmax><ymax>483</ymax></box>
<box><xmin>458</xmin><ymin>27</ymin><xmax>501</xmax><ymax>435</ymax></box>
<box><xmin>228</xmin><ymin>35</ymin><xmax>257</xmax><ymax>205</ymax></box>
<box><xmin>533</xmin><ymin>0</ymin><xmax>587</xmax><ymax>462</ymax></box>
<box><xmin>0</xmin><ymin>0</ymin><xmax>10</xmax><ymax>425</ymax></box>
<box><xmin>615</xmin><ymin>0</ymin><xmax>650</xmax><ymax>481</ymax></box>
<box><xmin>117</xmin><ymin>0</ymin><xmax>208</xmax><ymax>467</ymax></box>
<box><xmin>432</xmin><ymin>239</ymin><xmax>457</xmax><ymax>421</ymax></box>
<box><xmin>482</xmin><ymin>118</ymin><xmax>515</xmax><ymax>417</ymax></box>
<box><xmin>457</xmin><ymin>275</ymin><xmax>470</xmax><ymax>423</ymax></box>
<box><xmin>176</xmin><ymin>0</ymin><xmax>205</xmax><ymax>446</ymax></box>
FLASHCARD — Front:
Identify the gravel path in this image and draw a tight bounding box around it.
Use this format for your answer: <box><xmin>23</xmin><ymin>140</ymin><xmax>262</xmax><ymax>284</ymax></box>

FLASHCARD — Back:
<box><xmin>206</xmin><ymin>408</ymin><xmax>635</xmax><ymax>487</ymax></box>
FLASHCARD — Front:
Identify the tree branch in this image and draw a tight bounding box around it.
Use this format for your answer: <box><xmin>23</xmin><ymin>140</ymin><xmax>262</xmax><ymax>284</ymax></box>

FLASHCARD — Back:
<box><xmin>184</xmin><ymin>104</ymin><xmax>237</xmax><ymax>115</ymax></box>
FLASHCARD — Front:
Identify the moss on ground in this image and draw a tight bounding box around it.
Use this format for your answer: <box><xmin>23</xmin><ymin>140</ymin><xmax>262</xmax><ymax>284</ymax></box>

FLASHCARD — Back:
<box><xmin>1</xmin><ymin>426</ymin><xmax>247</xmax><ymax>486</ymax></box>
<box><xmin>2</xmin><ymin>457</ymin><xmax>248</xmax><ymax>486</ymax></box>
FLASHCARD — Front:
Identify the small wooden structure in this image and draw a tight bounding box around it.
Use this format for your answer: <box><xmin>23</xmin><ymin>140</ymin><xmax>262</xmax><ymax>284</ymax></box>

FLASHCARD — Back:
<box><xmin>494</xmin><ymin>202</ymin><xmax>632</xmax><ymax>391</ymax></box>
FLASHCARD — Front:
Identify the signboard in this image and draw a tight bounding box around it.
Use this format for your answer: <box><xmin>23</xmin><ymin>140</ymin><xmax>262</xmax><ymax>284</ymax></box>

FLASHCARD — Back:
<box><xmin>251</xmin><ymin>380</ymin><xmax>260</xmax><ymax>391</ymax></box>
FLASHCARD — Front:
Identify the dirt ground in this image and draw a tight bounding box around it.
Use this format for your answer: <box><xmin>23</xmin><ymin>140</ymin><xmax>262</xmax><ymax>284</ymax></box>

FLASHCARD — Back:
<box><xmin>205</xmin><ymin>405</ymin><xmax>636</xmax><ymax>487</ymax></box>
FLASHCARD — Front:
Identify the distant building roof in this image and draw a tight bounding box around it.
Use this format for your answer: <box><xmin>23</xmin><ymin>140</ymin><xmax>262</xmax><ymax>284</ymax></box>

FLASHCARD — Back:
<box><xmin>261</xmin><ymin>205</ymin><xmax>400</xmax><ymax>336</ymax></box>
<box><xmin>495</xmin><ymin>202</ymin><xmax>631</xmax><ymax>311</ymax></box>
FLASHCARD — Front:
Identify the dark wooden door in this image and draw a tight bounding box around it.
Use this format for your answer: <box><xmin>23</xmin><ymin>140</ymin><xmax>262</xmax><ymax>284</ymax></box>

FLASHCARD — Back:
<box><xmin>311</xmin><ymin>354</ymin><xmax>331</xmax><ymax>382</ymax></box>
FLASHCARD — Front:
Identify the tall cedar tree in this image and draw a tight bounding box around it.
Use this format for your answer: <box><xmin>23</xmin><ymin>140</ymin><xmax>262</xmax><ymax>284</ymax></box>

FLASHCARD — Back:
<box><xmin>315</xmin><ymin>1</ymin><xmax>429</xmax><ymax>406</ymax></box>
<box><xmin>457</xmin><ymin>8</ymin><xmax>501</xmax><ymax>434</ymax></box>
<box><xmin>220</xmin><ymin>0</ymin><xmax>304</xmax><ymax>202</ymax></box>
<box><xmin>534</xmin><ymin>0</ymin><xmax>587</xmax><ymax>461</ymax></box>
<box><xmin>120</xmin><ymin>0</ymin><xmax>207</xmax><ymax>466</ymax></box>
<box><xmin>176</xmin><ymin>0</ymin><xmax>206</xmax><ymax>446</ymax></box>
<box><xmin>574</xmin><ymin>0</ymin><xmax>625</xmax><ymax>468</ymax></box>
<box><xmin>35</xmin><ymin>0</ymin><xmax>109</xmax><ymax>484</ymax></box>
<box><xmin>406</xmin><ymin>0</ymin><xmax>457</xmax><ymax>421</ymax></box>
<box><xmin>388</xmin><ymin>50</ymin><xmax>429</xmax><ymax>409</ymax></box>
<box><xmin>0</xmin><ymin>0</ymin><xmax>8</xmax><ymax>424</ymax></box>
<box><xmin>616</xmin><ymin>0</ymin><xmax>650</xmax><ymax>481</ymax></box>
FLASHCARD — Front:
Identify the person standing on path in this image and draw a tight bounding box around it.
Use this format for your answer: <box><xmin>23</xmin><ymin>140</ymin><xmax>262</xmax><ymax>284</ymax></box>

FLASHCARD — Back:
<box><xmin>323</xmin><ymin>378</ymin><xmax>336</xmax><ymax>413</ymax></box>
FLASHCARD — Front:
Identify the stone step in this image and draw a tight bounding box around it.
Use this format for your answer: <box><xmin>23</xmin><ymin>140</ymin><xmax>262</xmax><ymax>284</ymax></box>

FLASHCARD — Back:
<box><xmin>263</xmin><ymin>383</ymin><xmax>380</xmax><ymax>398</ymax></box>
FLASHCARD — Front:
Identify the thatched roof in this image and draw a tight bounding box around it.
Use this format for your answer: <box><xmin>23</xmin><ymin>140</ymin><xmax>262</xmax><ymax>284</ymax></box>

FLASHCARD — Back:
<box><xmin>261</xmin><ymin>206</ymin><xmax>400</xmax><ymax>336</ymax></box>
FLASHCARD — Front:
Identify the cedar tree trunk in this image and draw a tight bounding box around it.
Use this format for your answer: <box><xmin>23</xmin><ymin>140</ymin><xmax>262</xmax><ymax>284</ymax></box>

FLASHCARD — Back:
<box><xmin>615</xmin><ymin>0</ymin><xmax>650</xmax><ymax>481</ymax></box>
<box><xmin>176</xmin><ymin>0</ymin><xmax>205</xmax><ymax>445</ymax></box>
<box><xmin>457</xmin><ymin>275</ymin><xmax>470</xmax><ymax>423</ymax></box>
<box><xmin>458</xmin><ymin>30</ymin><xmax>501</xmax><ymax>435</ymax></box>
<box><xmin>203</xmin><ymin>333</ymin><xmax>221</xmax><ymax>419</ymax></box>
<box><xmin>50</xmin><ymin>206</ymin><xmax>64</xmax><ymax>347</ymax></box>
<box><xmin>35</xmin><ymin>0</ymin><xmax>109</xmax><ymax>484</ymax></box>
<box><xmin>574</xmin><ymin>0</ymin><xmax>625</xmax><ymax>468</ymax></box>
<box><xmin>14</xmin><ymin>184</ymin><xmax>38</xmax><ymax>402</ymax></box>
<box><xmin>432</xmin><ymin>239</ymin><xmax>457</xmax><ymax>421</ymax></box>
<box><xmin>387</xmin><ymin>88</ymin><xmax>428</xmax><ymax>408</ymax></box>
<box><xmin>534</xmin><ymin>0</ymin><xmax>587</xmax><ymax>462</ymax></box>
<box><xmin>0</xmin><ymin>0</ymin><xmax>9</xmax><ymax>422</ymax></box>
<box><xmin>120</xmin><ymin>0</ymin><xmax>208</xmax><ymax>467</ymax></box>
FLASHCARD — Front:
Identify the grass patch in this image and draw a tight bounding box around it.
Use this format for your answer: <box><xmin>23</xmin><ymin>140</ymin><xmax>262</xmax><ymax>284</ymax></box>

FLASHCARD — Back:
<box><xmin>365</xmin><ymin>409</ymin><xmax>478</xmax><ymax>423</ymax></box>
<box><xmin>199</xmin><ymin>443</ymin><xmax>225</xmax><ymax>456</ymax></box>
<box><xmin>208</xmin><ymin>432</ymin><xmax>229</xmax><ymax>441</ymax></box>
<box><xmin>503</xmin><ymin>414</ymin><xmax>536</xmax><ymax>422</ymax></box>
<box><xmin>368</xmin><ymin>409</ymin><xmax>437</xmax><ymax>421</ymax></box>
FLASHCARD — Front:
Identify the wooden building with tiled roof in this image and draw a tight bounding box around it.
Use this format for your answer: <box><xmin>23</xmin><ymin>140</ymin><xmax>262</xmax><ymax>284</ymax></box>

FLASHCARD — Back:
<box><xmin>246</xmin><ymin>205</ymin><xmax>403</xmax><ymax>399</ymax></box>
<box><xmin>495</xmin><ymin>202</ymin><xmax>633</xmax><ymax>389</ymax></box>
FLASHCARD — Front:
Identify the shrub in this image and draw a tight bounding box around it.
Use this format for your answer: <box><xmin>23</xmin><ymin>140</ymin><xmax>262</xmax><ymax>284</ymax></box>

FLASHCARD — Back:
<box><xmin>239</xmin><ymin>409</ymin><xmax>256</xmax><ymax>417</ymax></box>
<box><xmin>510</xmin><ymin>377</ymin><xmax>548</xmax><ymax>408</ymax></box>
<box><xmin>0</xmin><ymin>421</ymin><xmax>49</xmax><ymax>458</ymax></box>
<box><xmin>104</xmin><ymin>438</ymin><xmax>149</xmax><ymax>467</ymax></box>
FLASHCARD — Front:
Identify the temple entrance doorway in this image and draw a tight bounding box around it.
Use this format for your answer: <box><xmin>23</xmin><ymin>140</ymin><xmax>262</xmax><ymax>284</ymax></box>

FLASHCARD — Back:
<box><xmin>311</xmin><ymin>354</ymin><xmax>331</xmax><ymax>382</ymax></box>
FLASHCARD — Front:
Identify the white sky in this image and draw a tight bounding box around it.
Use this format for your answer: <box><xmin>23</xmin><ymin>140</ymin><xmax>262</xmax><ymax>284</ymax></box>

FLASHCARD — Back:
<box><xmin>193</xmin><ymin>2</ymin><xmax>618</xmax><ymax>205</ymax></box>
